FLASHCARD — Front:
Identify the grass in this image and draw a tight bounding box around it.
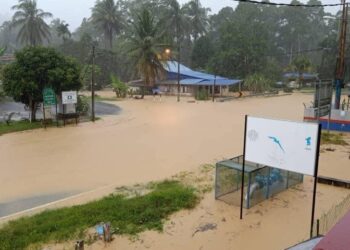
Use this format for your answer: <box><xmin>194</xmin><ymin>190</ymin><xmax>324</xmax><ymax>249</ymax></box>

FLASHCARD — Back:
<box><xmin>321</xmin><ymin>132</ymin><xmax>349</xmax><ymax>146</ymax></box>
<box><xmin>0</xmin><ymin>120</ymin><xmax>43</xmax><ymax>136</ymax></box>
<box><xmin>0</xmin><ymin>180</ymin><xmax>198</xmax><ymax>250</ymax></box>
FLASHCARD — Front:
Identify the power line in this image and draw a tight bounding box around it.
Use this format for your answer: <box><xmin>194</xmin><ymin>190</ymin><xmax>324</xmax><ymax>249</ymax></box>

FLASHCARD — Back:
<box><xmin>232</xmin><ymin>0</ymin><xmax>349</xmax><ymax>8</ymax></box>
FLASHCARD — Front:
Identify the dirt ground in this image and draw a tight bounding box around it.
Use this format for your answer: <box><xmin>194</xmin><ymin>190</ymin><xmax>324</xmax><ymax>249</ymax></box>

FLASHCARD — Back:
<box><xmin>1</xmin><ymin>92</ymin><xmax>350</xmax><ymax>249</ymax></box>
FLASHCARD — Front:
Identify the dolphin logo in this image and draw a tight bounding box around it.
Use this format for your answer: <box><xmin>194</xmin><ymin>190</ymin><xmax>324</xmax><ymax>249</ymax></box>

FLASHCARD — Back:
<box><xmin>268</xmin><ymin>136</ymin><xmax>285</xmax><ymax>153</ymax></box>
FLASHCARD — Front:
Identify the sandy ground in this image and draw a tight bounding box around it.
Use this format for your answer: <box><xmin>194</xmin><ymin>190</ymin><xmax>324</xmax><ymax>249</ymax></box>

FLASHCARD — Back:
<box><xmin>1</xmin><ymin>93</ymin><xmax>350</xmax><ymax>249</ymax></box>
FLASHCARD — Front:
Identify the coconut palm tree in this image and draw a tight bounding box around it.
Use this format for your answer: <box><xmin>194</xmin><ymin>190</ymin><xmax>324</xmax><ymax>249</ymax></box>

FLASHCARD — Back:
<box><xmin>11</xmin><ymin>0</ymin><xmax>52</xmax><ymax>46</ymax></box>
<box><xmin>56</xmin><ymin>21</ymin><xmax>71</xmax><ymax>43</ymax></box>
<box><xmin>160</xmin><ymin>0</ymin><xmax>189</xmax><ymax>41</ymax></box>
<box><xmin>91</xmin><ymin>0</ymin><xmax>123</xmax><ymax>50</ymax></box>
<box><xmin>183</xmin><ymin>0</ymin><xmax>209</xmax><ymax>42</ymax></box>
<box><xmin>128</xmin><ymin>9</ymin><xmax>165</xmax><ymax>98</ymax></box>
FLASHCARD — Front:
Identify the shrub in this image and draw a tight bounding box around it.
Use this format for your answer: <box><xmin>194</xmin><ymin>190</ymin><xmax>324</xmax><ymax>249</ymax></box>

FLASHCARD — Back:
<box><xmin>111</xmin><ymin>75</ymin><xmax>128</xmax><ymax>98</ymax></box>
<box><xmin>76</xmin><ymin>95</ymin><xmax>89</xmax><ymax>115</ymax></box>
<box><xmin>244</xmin><ymin>74</ymin><xmax>273</xmax><ymax>93</ymax></box>
<box><xmin>195</xmin><ymin>88</ymin><xmax>209</xmax><ymax>100</ymax></box>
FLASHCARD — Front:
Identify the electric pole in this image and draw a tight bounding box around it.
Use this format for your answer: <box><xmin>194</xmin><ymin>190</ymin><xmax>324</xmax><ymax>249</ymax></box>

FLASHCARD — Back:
<box><xmin>91</xmin><ymin>45</ymin><xmax>96</xmax><ymax>122</ymax></box>
<box><xmin>177</xmin><ymin>19</ymin><xmax>181</xmax><ymax>103</ymax></box>
<box><xmin>335</xmin><ymin>0</ymin><xmax>348</xmax><ymax>109</ymax></box>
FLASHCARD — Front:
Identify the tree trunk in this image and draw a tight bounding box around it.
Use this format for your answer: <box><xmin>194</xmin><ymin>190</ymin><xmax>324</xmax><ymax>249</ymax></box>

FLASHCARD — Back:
<box><xmin>28</xmin><ymin>98</ymin><xmax>36</xmax><ymax>123</ymax></box>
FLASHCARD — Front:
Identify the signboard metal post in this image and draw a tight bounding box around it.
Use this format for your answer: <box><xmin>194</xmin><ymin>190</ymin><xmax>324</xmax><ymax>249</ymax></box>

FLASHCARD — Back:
<box><xmin>240</xmin><ymin>115</ymin><xmax>248</xmax><ymax>220</ymax></box>
<box><xmin>310</xmin><ymin>123</ymin><xmax>322</xmax><ymax>238</ymax></box>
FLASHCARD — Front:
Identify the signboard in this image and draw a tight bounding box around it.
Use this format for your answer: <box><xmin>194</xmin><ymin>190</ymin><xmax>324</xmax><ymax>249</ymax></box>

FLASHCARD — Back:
<box><xmin>62</xmin><ymin>91</ymin><xmax>77</xmax><ymax>104</ymax></box>
<box><xmin>245</xmin><ymin>116</ymin><xmax>319</xmax><ymax>176</ymax></box>
<box><xmin>314</xmin><ymin>81</ymin><xmax>333</xmax><ymax>117</ymax></box>
<box><xmin>43</xmin><ymin>88</ymin><xmax>56</xmax><ymax>107</ymax></box>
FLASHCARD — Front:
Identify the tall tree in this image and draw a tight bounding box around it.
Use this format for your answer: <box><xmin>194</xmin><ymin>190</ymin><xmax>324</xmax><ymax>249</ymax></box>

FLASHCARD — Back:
<box><xmin>56</xmin><ymin>20</ymin><xmax>71</xmax><ymax>43</ymax></box>
<box><xmin>11</xmin><ymin>0</ymin><xmax>52</xmax><ymax>46</ymax></box>
<box><xmin>128</xmin><ymin>8</ymin><xmax>165</xmax><ymax>97</ymax></box>
<box><xmin>91</xmin><ymin>0</ymin><xmax>123</xmax><ymax>50</ymax></box>
<box><xmin>183</xmin><ymin>0</ymin><xmax>209</xmax><ymax>41</ymax></box>
<box><xmin>2</xmin><ymin>47</ymin><xmax>81</xmax><ymax>121</ymax></box>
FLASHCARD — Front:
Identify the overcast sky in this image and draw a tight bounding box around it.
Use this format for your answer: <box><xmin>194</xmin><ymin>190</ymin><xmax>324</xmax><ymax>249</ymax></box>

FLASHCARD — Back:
<box><xmin>0</xmin><ymin>0</ymin><xmax>342</xmax><ymax>31</ymax></box>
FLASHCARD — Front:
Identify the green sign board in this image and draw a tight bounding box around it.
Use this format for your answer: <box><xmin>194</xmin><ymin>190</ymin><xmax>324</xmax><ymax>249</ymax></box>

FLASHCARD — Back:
<box><xmin>43</xmin><ymin>88</ymin><xmax>56</xmax><ymax>106</ymax></box>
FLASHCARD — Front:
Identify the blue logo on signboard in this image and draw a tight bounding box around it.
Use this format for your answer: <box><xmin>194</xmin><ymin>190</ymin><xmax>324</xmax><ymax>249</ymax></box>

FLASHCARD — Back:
<box><xmin>306</xmin><ymin>137</ymin><xmax>311</xmax><ymax>147</ymax></box>
<box><xmin>268</xmin><ymin>136</ymin><xmax>285</xmax><ymax>153</ymax></box>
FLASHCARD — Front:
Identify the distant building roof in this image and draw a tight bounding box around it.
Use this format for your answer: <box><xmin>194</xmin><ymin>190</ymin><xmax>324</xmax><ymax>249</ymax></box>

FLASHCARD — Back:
<box><xmin>283</xmin><ymin>72</ymin><xmax>318</xmax><ymax>80</ymax></box>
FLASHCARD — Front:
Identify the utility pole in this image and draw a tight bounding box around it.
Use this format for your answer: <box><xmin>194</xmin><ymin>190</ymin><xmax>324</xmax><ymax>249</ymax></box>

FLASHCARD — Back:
<box><xmin>176</xmin><ymin>17</ymin><xmax>181</xmax><ymax>102</ymax></box>
<box><xmin>91</xmin><ymin>45</ymin><xmax>96</xmax><ymax>122</ymax></box>
<box><xmin>335</xmin><ymin>0</ymin><xmax>348</xmax><ymax>109</ymax></box>
<box><xmin>212</xmin><ymin>75</ymin><xmax>216</xmax><ymax>102</ymax></box>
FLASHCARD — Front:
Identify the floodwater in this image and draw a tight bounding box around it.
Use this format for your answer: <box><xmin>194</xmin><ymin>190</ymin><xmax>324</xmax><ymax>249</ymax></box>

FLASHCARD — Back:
<box><xmin>1</xmin><ymin>93</ymin><xmax>350</xmax><ymax>250</ymax></box>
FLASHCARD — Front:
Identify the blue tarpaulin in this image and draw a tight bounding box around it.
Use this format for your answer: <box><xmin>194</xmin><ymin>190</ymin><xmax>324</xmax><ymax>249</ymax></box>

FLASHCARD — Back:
<box><xmin>164</xmin><ymin>61</ymin><xmax>241</xmax><ymax>86</ymax></box>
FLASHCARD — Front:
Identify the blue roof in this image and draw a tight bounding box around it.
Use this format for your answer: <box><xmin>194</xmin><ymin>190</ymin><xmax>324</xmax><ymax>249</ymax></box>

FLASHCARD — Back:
<box><xmin>164</xmin><ymin>61</ymin><xmax>241</xmax><ymax>86</ymax></box>
<box><xmin>283</xmin><ymin>72</ymin><xmax>318</xmax><ymax>80</ymax></box>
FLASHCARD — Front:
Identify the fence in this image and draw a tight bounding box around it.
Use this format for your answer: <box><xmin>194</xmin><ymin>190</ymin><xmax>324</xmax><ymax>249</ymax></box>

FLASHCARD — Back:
<box><xmin>313</xmin><ymin>192</ymin><xmax>350</xmax><ymax>237</ymax></box>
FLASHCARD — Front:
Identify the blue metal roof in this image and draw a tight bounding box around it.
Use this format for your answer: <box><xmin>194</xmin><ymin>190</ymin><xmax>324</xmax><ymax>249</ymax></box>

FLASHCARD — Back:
<box><xmin>283</xmin><ymin>72</ymin><xmax>318</xmax><ymax>80</ymax></box>
<box><xmin>164</xmin><ymin>61</ymin><xmax>241</xmax><ymax>86</ymax></box>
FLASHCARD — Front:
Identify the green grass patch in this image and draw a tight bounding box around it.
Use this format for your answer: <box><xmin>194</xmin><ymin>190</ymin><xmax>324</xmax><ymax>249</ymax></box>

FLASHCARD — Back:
<box><xmin>0</xmin><ymin>121</ymin><xmax>43</xmax><ymax>136</ymax></box>
<box><xmin>321</xmin><ymin>132</ymin><xmax>349</xmax><ymax>146</ymax></box>
<box><xmin>0</xmin><ymin>180</ymin><xmax>198</xmax><ymax>250</ymax></box>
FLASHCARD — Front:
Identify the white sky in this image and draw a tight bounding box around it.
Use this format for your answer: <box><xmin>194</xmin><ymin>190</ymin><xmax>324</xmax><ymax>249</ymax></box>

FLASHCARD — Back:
<box><xmin>0</xmin><ymin>0</ymin><xmax>342</xmax><ymax>31</ymax></box>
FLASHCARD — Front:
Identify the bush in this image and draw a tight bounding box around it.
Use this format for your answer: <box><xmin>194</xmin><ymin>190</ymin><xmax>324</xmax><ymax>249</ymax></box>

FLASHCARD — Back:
<box><xmin>76</xmin><ymin>95</ymin><xmax>89</xmax><ymax>115</ymax></box>
<box><xmin>244</xmin><ymin>74</ymin><xmax>273</xmax><ymax>93</ymax></box>
<box><xmin>111</xmin><ymin>75</ymin><xmax>128</xmax><ymax>98</ymax></box>
<box><xmin>195</xmin><ymin>88</ymin><xmax>209</xmax><ymax>100</ymax></box>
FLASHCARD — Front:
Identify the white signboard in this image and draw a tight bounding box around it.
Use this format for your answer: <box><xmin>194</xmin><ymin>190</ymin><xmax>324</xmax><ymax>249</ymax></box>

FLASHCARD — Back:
<box><xmin>245</xmin><ymin>116</ymin><xmax>319</xmax><ymax>176</ymax></box>
<box><xmin>62</xmin><ymin>91</ymin><xmax>77</xmax><ymax>104</ymax></box>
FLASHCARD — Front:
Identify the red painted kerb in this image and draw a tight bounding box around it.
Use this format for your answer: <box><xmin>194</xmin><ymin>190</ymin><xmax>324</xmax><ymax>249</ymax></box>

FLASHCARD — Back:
<box><xmin>314</xmin><ymin>210</ymin><xmax>350</xmax><ymax>250</ymax></box>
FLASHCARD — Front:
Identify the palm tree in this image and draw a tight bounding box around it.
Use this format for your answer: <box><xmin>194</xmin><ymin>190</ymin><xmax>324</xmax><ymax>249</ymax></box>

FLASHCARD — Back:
<box><xmin>56</xmin><ymin>21</ymin><xmax>71</xmax><ymax>43</ymax></box>
<box><xmin>11</xmin><ymin>0</ymin><xmax>52</xmax><ymax>46</ymax></box>
<box><xmin>161</xmin><ymin>0</ymin><xmax>189</xmax><ymax>41</ymax></box>
<box><xmin>183</xmin><ymin>0</ymin><xmax>209</xmax><ymax>42</ymax></box>
<box><xmin>128</xmin><ymin>9</ymin><xmax>165</xmax><ymax>98</ymax></box>
<box><xmin>290</xmin><ymin>56</ymin><xmax>312</xmax><ymax>88</ymax></box>
<box><xmin>91</xmin><ymin>0</ymin><xmax>122</xmax><ymax>50</ymax></box>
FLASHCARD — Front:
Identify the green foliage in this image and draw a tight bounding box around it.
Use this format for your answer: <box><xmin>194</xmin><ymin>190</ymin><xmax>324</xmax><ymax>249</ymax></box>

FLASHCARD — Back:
<box><xmin>244</xmin><ymin>74</ymin><xmax>273</xmax><ymax>93</ymax></box>
<box><xmin>91</xmin><ymin>0</ymin><xmax>122</xmax><ymax>50</ymax></box>
<box><xmin>11</xmin><ymin>0</ymin><xmax>53</xmax><ymax>46</ymax></box>
<box><xmin>81</xmin><ymin>64</ymin><xmax>102</xmax><ymax>90</ymax></box>
<box><xmin>0</xmin><ymin>121</ymin><xmax>42</xmax><ymax>136</ymax></box>
<box><xmin>191</xmin><ymin>36</ymin><xmax>214</xmax><ymax>70</ymax></box>
<box><xmin>76</xmin><ymin>95</ymin><xmax>90</xmax><ymax>116</ymax></box>
<box><xmin>0</xmin><ymin>180</ymin><xmax>198</xmax><ymax>250</ymax></box>
<box><xmin>195</xmin><ymin>87</ymin><xmax>209</xmax><ymax>100</ymax></box>
<box><xmin>0</xmin><ymin>47</ymin><xmax>5</xmax><ymax>56</ymax></box>
<box><xmin>128</xmin><ymin>9</ymin><xmax>165</xmax><ymax>90</ymax></box>
<box><xmin>111</xmin><ymin>74</ymin><xmax>128</xmax><ymax>98</ymax></box>
<box><xmin>56</xmin><ymin>21</ymin><xmax>71</xmax><ymax>42</ymax></box>
<box><xmin>321</xmin><ymin>132</ymin><xmax>348</xmax><ymax>146</ymax></box>
<box><xmin>2</xmin><ymin>47</ymin><xmax>81</xmax><ymax>121</ymax></box>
